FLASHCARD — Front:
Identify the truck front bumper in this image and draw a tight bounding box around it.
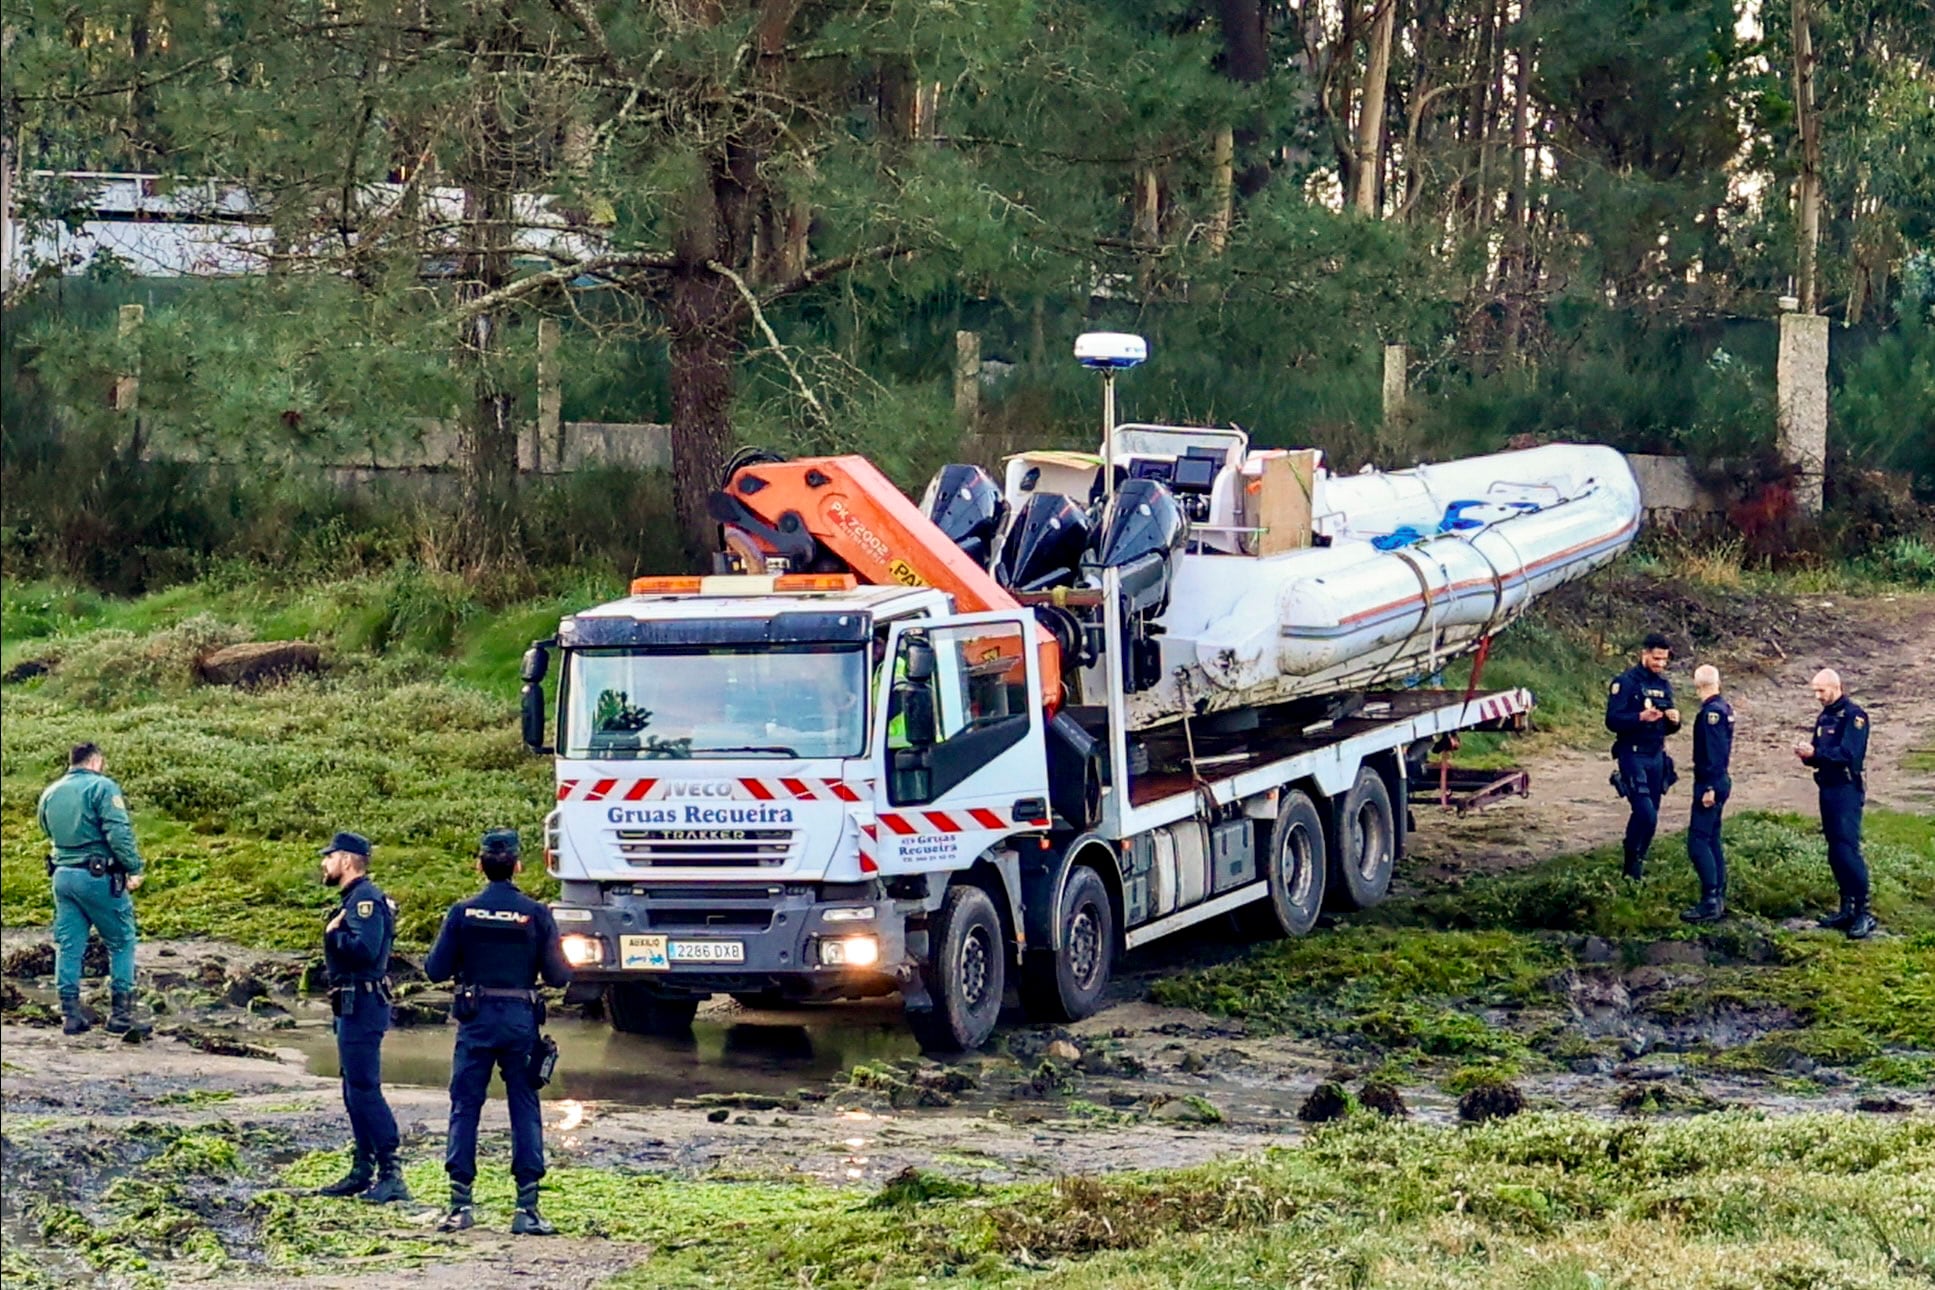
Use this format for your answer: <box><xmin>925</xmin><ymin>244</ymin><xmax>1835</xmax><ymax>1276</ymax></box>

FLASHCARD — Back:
<box><xmin>551</xmin><ymin>884</ymin><xmax>913</xmax><ymax>1001</ymax></box>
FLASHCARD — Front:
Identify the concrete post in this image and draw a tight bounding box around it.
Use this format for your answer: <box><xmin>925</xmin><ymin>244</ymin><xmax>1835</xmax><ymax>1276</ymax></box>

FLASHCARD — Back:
<box><xmin>1777</xmin><ymin>312</ymin><xmax>1829</xmax><ymax>514</ymax></box>
<box><xmin>1382</xmin><ymin>343</ymin><xmax>1408</xmax><ymax>426</ymax></box>
<box><xmin>954</xmin><ymin>329</ymin><xmax>981</xmax><ymax>428</ymax></box>
<box><xmin>536</xmin><ymin>317</ymin><xmax>561</xmax><ymax>472</ymax></box>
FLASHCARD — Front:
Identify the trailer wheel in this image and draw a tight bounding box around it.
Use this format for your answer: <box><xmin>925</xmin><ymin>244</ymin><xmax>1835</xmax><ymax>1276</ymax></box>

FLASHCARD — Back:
<box><xmin>1020</xmin><ymin>866</ymin><xmax>1114</xmax><ymax>1023</ymax></box>
<box><xmin>1244</xmin><ymin>789</ymin><xmax>1327</xmax><ymax>938</ymax></box>
<box><xmin>1330</xmin><ymin>765</ymin><xmax>1396</xmax><ymax>910</ymax></box>
<box><xmin>606</xmin><ymin>984</ymin><xmax>700</xmax><ymax>1037</ymax></box>
<box><xmin>907</xmin><ymin>884</ymin><xmax>1006</xmax><ymax>1054</ymax></box>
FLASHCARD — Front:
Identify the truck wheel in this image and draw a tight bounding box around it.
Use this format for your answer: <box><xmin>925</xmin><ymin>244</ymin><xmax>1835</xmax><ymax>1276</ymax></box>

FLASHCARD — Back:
<box><xmin>907</xmin><ymin>884</ymin><xmax>1006</xmax><ymax>1054</ymax></box>
<box><xmin>1330</xmin><ymin>765</ymin><xmax>1396</xmax><ymax>910</ymax></box>
<box><xmin>606</xmin><ymin>984</ymin><xmax>700</xmax><ymax>1037</ymax></box>
<box><xmin>1020</xmin><ymin>866</ymin><xmax>1114</xmax><ymax>1023</ymax></box>
<box><xmin>1243</xmin><ymin>789</ymin><xmax>1327</xmax><ymax>938</ymax></box>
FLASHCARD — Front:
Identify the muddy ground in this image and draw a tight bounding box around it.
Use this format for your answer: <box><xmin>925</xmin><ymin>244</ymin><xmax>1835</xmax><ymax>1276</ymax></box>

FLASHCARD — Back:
<box><xmin>3</xmin><ymin>589</ymin><xmax>1931</xmax><ymax>1287</ymax></box>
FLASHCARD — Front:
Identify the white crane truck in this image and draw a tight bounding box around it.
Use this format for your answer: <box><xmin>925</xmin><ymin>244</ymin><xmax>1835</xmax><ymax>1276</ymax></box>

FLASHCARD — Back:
<box><xmin>522</xmin><ymin>337</ymin><xmax>1631</xmax><ymax>1052</ymax></box>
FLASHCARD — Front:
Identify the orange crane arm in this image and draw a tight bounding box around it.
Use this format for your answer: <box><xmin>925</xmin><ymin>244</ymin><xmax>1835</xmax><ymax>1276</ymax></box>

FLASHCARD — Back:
<box><xmin>712</xmin><ymin>455</ymin><xmax>1063</xmax><ymax>708</ymax></box>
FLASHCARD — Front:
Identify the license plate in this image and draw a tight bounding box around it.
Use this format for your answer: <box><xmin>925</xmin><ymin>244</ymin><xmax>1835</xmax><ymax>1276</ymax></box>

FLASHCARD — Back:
<box><xmin>670</xmin><ymin>939</ymin><xmax>744</xmax><ymax>964</ymax></box>
<box><xmin>619</xmin><ymin>935</ymin><xmax>745</xmax><ymax>969</ymax></box>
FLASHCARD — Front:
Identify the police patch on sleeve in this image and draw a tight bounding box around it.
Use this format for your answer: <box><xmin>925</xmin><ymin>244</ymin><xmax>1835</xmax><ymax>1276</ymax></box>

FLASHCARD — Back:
<box><xmin>111</xmin><ymin>795</ymin><xmax>127</xmax><ymax>810</ymax></box>
<box><xmin>1854</xmin><ymin>716</ymin><xmax>1866</xmax><ymax>729</ymax></box>
<box><xmin>1707</xmin><ymin>711</ymin><xmax>1718</xmax><ymax>724</ymax></box>
<box><xmin>356</xmin><ymin>900</ymin><xmax>374</xmax><ymax>918</ymax></box>
<box><xmin>385</xmin><ymin>897</ymin><xmax>397</xmax><ymax>913</ymax></box>
<box><xmin>1609</xmin><ymin>681</ymin><xmax>1620</xmax><ymax>695</ymax></box>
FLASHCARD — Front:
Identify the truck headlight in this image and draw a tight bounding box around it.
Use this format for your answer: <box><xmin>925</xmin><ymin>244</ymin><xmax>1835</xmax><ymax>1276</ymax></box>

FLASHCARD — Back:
<box><xmin>553</xmin><ymin>908</ymin><xmax>594</xmax><ymax>923</ymax></box>
<box><xmin>823</xmin><ymin>906</ymin><xmax>876</xmax><ymax>923</ymax></box>
<box><xmin>561</xmin><ymin>934</ymin><xmax>604</xmax><ymax>966</ymax></box>
<box><xmin>821</xmin><ymin>935</ymin><xmax>879</xmax><ymax>968</ymax></box>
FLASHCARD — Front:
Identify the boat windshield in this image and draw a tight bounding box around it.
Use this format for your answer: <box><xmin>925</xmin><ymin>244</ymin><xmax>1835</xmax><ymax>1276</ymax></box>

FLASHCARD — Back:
<box><xmin>561</xmin><ymin>645</ymin><xmax>868</xmax><ymax>760</ymax></box>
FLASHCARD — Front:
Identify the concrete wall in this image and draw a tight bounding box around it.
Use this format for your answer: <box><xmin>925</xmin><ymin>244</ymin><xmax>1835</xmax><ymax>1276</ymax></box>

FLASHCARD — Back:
<box><xmin>1625</xmin><ymin>453</ymin><xmax>1724</xmax><ymax>521</ymax></box>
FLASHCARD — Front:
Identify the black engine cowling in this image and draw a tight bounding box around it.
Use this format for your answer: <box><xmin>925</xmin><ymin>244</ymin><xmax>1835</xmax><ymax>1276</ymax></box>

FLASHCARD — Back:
<box><xmin>994</xmin><ymin>492</ymin><xmax>1092</xmax><ymax>592</ymax></box>
<box><xmin>920</xmin><ymin>464</ymin><xmax>1008</xmax><ymax>570</ymax></box>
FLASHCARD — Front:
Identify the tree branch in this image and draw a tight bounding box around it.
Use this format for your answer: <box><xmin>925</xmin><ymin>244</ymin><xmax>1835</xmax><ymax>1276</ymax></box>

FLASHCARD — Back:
<box><xmin>455</xmin><ymin>251</ymin><xmax>677</xmax><ymax>318</ymax></box>
<box><xmin>760</xmin><ymin>244</ymin><xmax>915</xmax><ymax>305</ymax></box>
<box><xmin>708</xmin><ymin>259</ymin><xmax>827</xmax><ymax>425</ymax></box>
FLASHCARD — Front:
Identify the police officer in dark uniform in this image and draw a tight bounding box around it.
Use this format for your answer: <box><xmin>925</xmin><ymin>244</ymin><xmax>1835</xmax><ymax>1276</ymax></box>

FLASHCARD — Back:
<box><xmin>1605</xmin><ymin>632</ymin><xmax>1683</xmax><ymax>880</ymax></box>
<box><xmin>1794</xmin><ymin>669</ymin><xmax>1876</xmax><ymax>939</ymax></box>
<box><xmin>1682</xmin><ymin>664</ymin><xmax>1734</xmax><ymax>924</ymax></box>
<box><xmin>316</xmin><ymin>831</ymin><xmax>411</xmax><ymax>1204</ymax></box>
<box><xmin>424</xmin><ymin>829</ymin><xmax>572</xmax><ymax>1235</ymax></box>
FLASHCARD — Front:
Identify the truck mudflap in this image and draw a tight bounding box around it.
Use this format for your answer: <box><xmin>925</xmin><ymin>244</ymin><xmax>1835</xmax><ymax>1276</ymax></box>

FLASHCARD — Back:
<box><xmin>554</xmin><ymin>886</ymin><xmax>909</xmax><ymax>997</ymax></box>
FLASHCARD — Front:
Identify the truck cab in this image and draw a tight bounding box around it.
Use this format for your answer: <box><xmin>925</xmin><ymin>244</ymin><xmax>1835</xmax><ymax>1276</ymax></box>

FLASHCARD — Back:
<box><xmin>525</xmin><ymin>575</ymin><xmax>1060</xmax><ymax>1049</ymax></box>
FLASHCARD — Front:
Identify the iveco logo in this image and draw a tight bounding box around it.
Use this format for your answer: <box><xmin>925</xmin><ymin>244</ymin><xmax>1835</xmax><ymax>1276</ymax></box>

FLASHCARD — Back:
<box><xmin>665</xmin><ymin>781</ymin><xmax>735</xmax><ymax>798</ymax></box>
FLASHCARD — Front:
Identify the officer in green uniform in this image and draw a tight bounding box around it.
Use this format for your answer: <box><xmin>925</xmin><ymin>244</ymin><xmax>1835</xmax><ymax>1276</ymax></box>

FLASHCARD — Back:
<box><xmin>36</xmin><ymin>742</ymin><xmax>149</xmax><ymax>1037</ymax></box>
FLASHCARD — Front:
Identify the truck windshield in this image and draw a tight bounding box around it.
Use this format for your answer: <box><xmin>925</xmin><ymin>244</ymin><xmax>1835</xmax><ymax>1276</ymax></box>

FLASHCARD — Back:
<box><xmin>562</xmin><ymin>645</ymin><xmax>869</xmax><ymax>760</ymax></box>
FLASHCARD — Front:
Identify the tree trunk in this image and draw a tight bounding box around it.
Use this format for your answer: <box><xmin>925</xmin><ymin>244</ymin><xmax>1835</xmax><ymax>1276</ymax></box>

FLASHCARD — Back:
<box><xmin>454</xmin><ymin>12</ymin><xmax>519</xmax><ymax>570</ymax></box>
<box><xmin>1352</xmin><ymin>0</ymin><xmax>1398</xmax><ymax>216</ymax></box>
<box><xmin>1462</xmin><ymin>0</ymin><xmax>1500</xmax><ymax>227</ymax></box>
<box><xmin>667</xmin><ymin>269</ymin><xmax>742</xmax><ymax>564</ymax></box>
<box><xmin>1214</xmin><ymin>0</ymin><xmax>1274</xmax><ymax>196</ymax></box>
<box><xmin>1207</xmin><ymin>125</ymin><xmax>1234</xmax><ymax>253</ymax></box>
<box><xmin>1501</xmin><ymin>0</ymin><xmax>1535</xmax><ymax>360</ymax></box>
<box><xmin>1791</xmin><ymin>0</ymin><xmax>1822</xmax><ymax>314</ymax></box>
<box><xmin>1134</xmin><ymin>166</ymin><xmax>1161</xmax><ymax>292</ymax></box>
<box><xmin>457</xmin><ymin>181</ymin><xmax>517</xmax><ymax>569</ymax></box>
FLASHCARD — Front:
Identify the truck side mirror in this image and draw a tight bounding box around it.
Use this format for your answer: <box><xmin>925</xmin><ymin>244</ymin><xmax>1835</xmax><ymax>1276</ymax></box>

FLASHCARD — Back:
<box><xmin>520</xmin><ymin>643</ymin><xmax>552</xmax><ymax>684</ymax></box>
<box><xmin>895</xmin><ymin>683</ymin><xmax>937</xmax><ymax>747</ymax></box>
<box><xmin>521</xmin><ymin>682</ymin><xmax>550</xmax><ymax>753</ymax></box>
<box><xmin>902</xmin><ymin>639</ymin><xmax>936</xmax><ymax>684</ymax></box>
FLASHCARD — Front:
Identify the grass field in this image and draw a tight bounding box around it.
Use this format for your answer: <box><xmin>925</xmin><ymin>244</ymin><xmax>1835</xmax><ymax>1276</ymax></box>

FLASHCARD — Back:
<box><xmin>11</xmin><ymin>1111</ymin><xmax>1931</xmax><ymax>1289</ymax></box>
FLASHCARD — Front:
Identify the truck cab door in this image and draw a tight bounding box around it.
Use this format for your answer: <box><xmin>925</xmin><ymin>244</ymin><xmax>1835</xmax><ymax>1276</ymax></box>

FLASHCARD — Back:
<box><xmin>869</xmin><ymin>611</ymin><xmax>1051</xmax><ymax>871</ymax></box>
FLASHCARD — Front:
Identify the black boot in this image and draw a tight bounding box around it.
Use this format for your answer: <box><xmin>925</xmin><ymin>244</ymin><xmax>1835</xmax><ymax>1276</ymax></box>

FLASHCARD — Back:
<box><xmin>1680</xmin><ymin>891</ymin><xmax>1726</xmax><ymax>924</ymax></box>
<box><xmin>510</xmin><ymin>1181</ymin><xmax>556</xmax><ymax>1236</ymax></box>
<box><xmin>437</xmin><ymin>1180</ymin><xmax>474</xmax><ymax>1232</ymax></box>
<box><xmin>361</xmin><ymin>1154</ymin><xmax>413</xmax><ymax>1205</ymax></box>
<box><xmin>58</xmin><ymin>989</ymin><xmax>91</xmax><ymax>1037</ymax></box>
<box><xmin>316</xmin><ymin>1149</ymin><xmax>373</xmax><ymax>1197</ymax></box>
<box><xmin>1844</xmin><ymin>902</ymin><xmax>1878</xmax><ymax>940</ymax></box>
<box><xmin>104</xmin><ymin>987</ymin><xmax>150</xmax><ymax>1038</ymax></box>
<box><xmin>1816</xmin><ymin>897</ymin><xmax>1855</xmax><ymax>930</ymax></box>
<box><xmin>1622</xmin><ymin>852</ymin><xmax>1645</xmax><ymax>882</ymax></box>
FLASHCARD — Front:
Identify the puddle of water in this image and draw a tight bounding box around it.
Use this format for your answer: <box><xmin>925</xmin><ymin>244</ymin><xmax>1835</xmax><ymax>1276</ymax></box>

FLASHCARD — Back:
<box><xmin>284</xmin><ymin>1004</ymin><xmax>920</xmax><ymax>1107</ymax></box>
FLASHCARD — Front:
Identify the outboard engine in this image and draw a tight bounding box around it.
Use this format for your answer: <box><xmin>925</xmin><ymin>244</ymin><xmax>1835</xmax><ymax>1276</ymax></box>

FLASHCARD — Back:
<box><xmin>993</xmin><ymin>492</ymin><xmax>1092</xmax><ymax>592</ymax></box>
<box><xmin>1082</xmin><ymin>478</ymin><xmax>1188</xmax><ymax>692</ymax></box>
<box><xmin>919</xmin><ymin>464</ymin><xmax>1008</xmax><ymax>570</ymax></box>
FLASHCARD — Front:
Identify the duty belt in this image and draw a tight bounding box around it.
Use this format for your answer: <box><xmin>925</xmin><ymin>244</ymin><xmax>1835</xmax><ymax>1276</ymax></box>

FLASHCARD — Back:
<box><xmin>469</xmin><ymin>987</ymin><xmax>541</xmax><ymax>1003</ymax></box>
<box><xmin>330</xmin><ymin>978</ymin><xmax>390</xmax><ymax>993</ymax></box>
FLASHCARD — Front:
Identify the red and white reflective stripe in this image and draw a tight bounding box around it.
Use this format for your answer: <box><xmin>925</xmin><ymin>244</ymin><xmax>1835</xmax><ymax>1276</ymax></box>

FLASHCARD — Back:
<box><xmin>556</xmin><ymin>778</ymin><xmax>658</xmax><ymax>802</ymax></box>
<box><xmin>1472</xmin><ymin>695</ymin><xmax>1517</xmax><ymax>722</ymax></box>
<box><xmin>857</xmin><ymin>821</ymin><xmax>879</xmax><ymax>874</ymax></box>
<box><xmin>877</xmin><ymin>809</ymin><xmax>1046</xmax><ymax>836</ymax></box>
<box><xmin>741</xmin><ymin>777</ymin><xmax>864</xmax><ymax>802</ymax></box>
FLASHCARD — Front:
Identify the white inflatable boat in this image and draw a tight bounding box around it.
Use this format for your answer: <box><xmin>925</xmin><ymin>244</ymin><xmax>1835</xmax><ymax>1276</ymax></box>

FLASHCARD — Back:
<box><xmin>997</xmin><ymin>427</ymin><xmax>1642</xmax><ymax>727</ymax></box>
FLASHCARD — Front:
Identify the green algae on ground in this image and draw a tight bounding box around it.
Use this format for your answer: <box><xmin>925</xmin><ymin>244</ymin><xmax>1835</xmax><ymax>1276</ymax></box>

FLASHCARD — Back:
<box><xmin>1148</xmin><ymin>926</ymin><xmax>1558</xmax><ymax>1050</ymax></box>
<box><xmin>1154</xmin><ymin>811</ymin><xmax>1935</xmax><ymax>1083</ymax></box>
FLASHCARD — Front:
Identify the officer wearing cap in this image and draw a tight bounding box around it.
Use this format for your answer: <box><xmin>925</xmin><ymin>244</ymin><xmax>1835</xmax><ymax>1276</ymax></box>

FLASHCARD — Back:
<box><xmin>316</xmin><ymin>831</ymin><xmax>411</xmax><ymax>1205</ymax></box>
<box><xmin>1794</xmin><ymin>668</ymin><xmax>1877</xmax><ymax>939</ymax></box>
<box><xmin>1605</xmin><ymin>632</ymin><xmax>1682</xmax><ymax>880</ymax></box>
<box><xmin>36</xmin><ymin>742</ymin><xmax>149</xmax><ymax>1038</ymax></box>
<box><xmin>424</xmin><ymin>829</ymin><xmax>572</xmax><ymax>1236</ymax></box>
